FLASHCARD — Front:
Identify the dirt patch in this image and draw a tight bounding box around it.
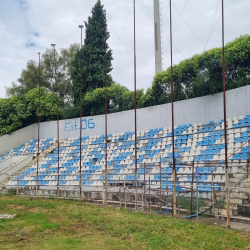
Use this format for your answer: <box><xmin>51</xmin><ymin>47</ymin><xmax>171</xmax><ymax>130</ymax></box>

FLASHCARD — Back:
<box><xmin>7</xmin><ymin>205</ymin><xmax>25</xmax><ymax>210</ymax></box>
<box><xmin>49</xmin><ymin>218</ymin><xmax>58</xmax><ymax>223</ymax></box>
<box><xmin>28</xmin><ymin>207</ymin><xmax>49</xmax><ymax>213</ymax></box>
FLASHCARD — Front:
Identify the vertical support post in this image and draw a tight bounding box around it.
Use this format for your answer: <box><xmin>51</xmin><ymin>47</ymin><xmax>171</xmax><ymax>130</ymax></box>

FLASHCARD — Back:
<box><xmin>124</xmin><ymin>179</ymin><xmax>126</xmax><ymax>208</ymax></box>
<box><xmin>190</xmin><ymin>160</ymin><xmax>194</xmax><ymax>215</ymax></box>
<box><xmin>78</xmin><ymin>24</ymin><xmax>84</xmax><ymax>203</ymax></box>
<box><xmin>177</xmin><ymin>181</ymin><xmax>180</xmax><ymax>217</ymax></box>
<box><xmin>149</xmin><ymin>177</ymin><xmax>151</xmax><ymax>213</ymax></box>
<box><xmin>16</xmin><ymin>173</ymin><xmax>19</xmax><ymax>197</ymax></box>
<box><xmin>196</xmin><ymin>176</ymin><xmax>198</xmax><ymax>220</ymax></box>
<box><xmin>167</xmin><ymin>175</ymin><xmax>169</xmax><ymax>215</ymax></box>
<box><xmin>169</xmin><ymin>0</ymin><xmax>177</xmax><ymax>217</ymax></box>
<box><xmin>133</xmin><ymin>0</ymin><xmax>138</xmax><ymax>211</ymax></box>
<box><xmin>119</xmin><ymin>177</ymin><xmax>121</xmax><ymax>208</ymax></box>
<box><xmin>51</xmin><ymin>44</ymin><xmax>60</xmax><ymax>200</ymax></box>
<box><xmin>221</xmin><ymin>0</ymin><xmax>230</xmax><ymax>228</ymax></box>
<box><xmin>160</xmin><ymin>160</ymin><xmax>162</xmax><ymax>211</ymax></box>
<box><xmin>104</xmin><ymin>11</ymin><xmax>108</xmax><ymax>207</ymax></box>
<box><xmin>212</xmin><ymin>171</ymin><xmax>215</xmax><ymax>215</ymax></box>
<box><xmin>36</xmin><ymin>52</ymin><xmax>41</xmax><ymax>199</ymax></box>
<box><xmin>103</xmin><ymin>181</ymin><xmax>105</xmax><ymax>205</ymax></box>
<box><xmin>144</xmin><ymin>162</ymin><xmax>146</xmax><ymax>209</ymax></box>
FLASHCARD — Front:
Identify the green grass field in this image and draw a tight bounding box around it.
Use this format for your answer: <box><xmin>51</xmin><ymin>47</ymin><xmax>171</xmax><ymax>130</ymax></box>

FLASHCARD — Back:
<box><xmin>0</xmin><ymin>196</ymin><xmax>249</xmax><ymax>250</ymax></box>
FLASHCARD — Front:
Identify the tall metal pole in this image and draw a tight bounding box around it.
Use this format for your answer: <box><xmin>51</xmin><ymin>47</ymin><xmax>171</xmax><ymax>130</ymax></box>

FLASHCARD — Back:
<box><xmin>144</xmin><ymin>162</ymin><xmax>146</xmax><ymax>210</ymax></box>
<box><xmin>160</xmin><ymin>160</ymin><xmax>162</xmax><ymax>211</ymax></box>
<box><xmin>169</xmin><ymin>0</ymin><xmax>177</xmax><ymax>217</ymax></box>
<box><xmin>133</xmin><ymin>0</ymin><xmax>138</xmax><ymax>211</ymax></box>
<box><xmin>78</xmin><ymin>25</ymin><xmax>84</xmax><ymax>203</ymax></box>
<box><xmin>36</xmin><ymin>52</ymin><xmax>41</xmax><ymax>198</ymax></box>
<box><xmin>153</xmin><ymin>0</ymin><xmax>163</xmax><ymax>74</ymax></box>
<box><xmin>190</xmin><ymin>160</ymin><xmax>194</xmax><ymax>215</ymax></box>
<box><xmin>51</xmin><ymin>44</ymin><xmax>60</xmax><ymax>200</ymax></box>
<box><xmin>104</xmin><ymin>11</ymin><xmax>108</xmax><ymax>206</ymax></box>
<box><xmin>221</xmin><ymin>0</ymin><xmax>230</xmax><ymax>228</ymax></box>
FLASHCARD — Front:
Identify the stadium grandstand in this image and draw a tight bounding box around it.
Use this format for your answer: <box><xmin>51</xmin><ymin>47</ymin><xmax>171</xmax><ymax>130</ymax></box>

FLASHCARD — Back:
<box><xmin>1</xmin><ymin>0</ymin><xmax>250</xmax><ymax>234</ymax></box>
<box><xmin>1</xmin><ymin>85</ymin><xmax>250</xmax><ymax>222</ymax></box>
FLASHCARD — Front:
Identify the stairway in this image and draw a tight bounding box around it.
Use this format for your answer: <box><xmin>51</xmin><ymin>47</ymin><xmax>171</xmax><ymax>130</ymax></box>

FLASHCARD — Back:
<box><xmin>0</xmin><ymin>140</ymin><xmax>65</xmax><ymax>189</ymax></box>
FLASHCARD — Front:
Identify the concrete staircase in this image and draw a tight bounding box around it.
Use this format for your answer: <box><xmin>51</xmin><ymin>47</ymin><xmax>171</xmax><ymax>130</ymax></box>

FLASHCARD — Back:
<box><xmin>212</xmin><ymin>162</ymin><xmax>250</xmax><ymax>219</ymax></box>
<box><xmin>0</xmin><ymin>140</ymin><xmax>65</xmax><ymax>190</ymax></box>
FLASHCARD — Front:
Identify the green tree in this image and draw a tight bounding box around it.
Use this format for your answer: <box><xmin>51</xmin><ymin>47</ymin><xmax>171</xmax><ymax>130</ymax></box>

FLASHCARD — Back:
<box><xmin>42</xmin><ymin>44</ymin><xmax>79</xmax><ymax>104</ymax></box>
<box><xmin>25</xmin><ymin>87</ymin><xmax>61</xmax><ymax>123</ymax></box>
<box><xmin>0</xmin><ymin>88</ymin><xmax>60</xmax><ymax>136</ymax></box>
<box><xmin>151</xmin><ymin>34</ymin><xmax>250</xmax><ymax>103</ymax></box>
<box><xmin>5</xmin><ymin>44</ymin><xmax>79</xmax><ymax>106</ymax></box>
<box><xmin>5</xmin><ymin>60</ymin><xmax>49</xmax><ymax>97</ymax></box>
<box><xmin>82</xmin><ymin>83</ymin><xmax>143</xmax><ymax>116</ymax></box>
<box><xmin>72</xmin><ymin>0</ymin><xmax>113</xmax><ymax>106</ymax></box>
<box><xmin>0</xmin><ymin>96</ymin><xmax>30</xmax><ymax>136</ymax></box>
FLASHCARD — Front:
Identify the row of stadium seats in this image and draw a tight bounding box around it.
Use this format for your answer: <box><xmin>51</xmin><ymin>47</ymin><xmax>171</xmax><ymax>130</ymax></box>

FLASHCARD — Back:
<box><xmin>3</xmin><ymin>114</ymin><xmax>250</xmax><ymax>195</ymax></box>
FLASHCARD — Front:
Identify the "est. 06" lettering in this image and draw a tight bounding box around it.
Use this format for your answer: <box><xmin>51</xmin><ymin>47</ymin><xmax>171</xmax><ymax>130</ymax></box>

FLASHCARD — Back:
<box><xmin>64</xmin><ymin>119</ymin><xmax>95</xmax><ymax>132</ymax></box>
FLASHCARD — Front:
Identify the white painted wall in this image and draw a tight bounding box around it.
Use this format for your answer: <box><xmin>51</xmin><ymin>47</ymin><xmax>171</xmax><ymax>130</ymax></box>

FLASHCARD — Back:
<box><xmin>0</xmin><ymin>156</ymin><xmax>33</xmax><ymax>182</ymax></box>
<box><xmin>37</xmin><ymin>85</ymin><xmax>250</xmax><ymax>139</ymax></box>
<box><xmin>0</xmin><ymin>125</ymin><xmax>36</xmax><ymax>156</ymax></box>
<box><xmin>1</xmin><ymin>85</ymin><xmax>250</xmax><ymax>155</ymax></box>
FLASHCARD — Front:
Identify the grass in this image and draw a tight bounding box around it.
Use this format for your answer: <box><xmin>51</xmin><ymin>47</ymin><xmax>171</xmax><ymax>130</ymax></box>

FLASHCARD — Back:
<box><xmin>0</xmin><ymin>196</ymin><xmax>249</xmax><ymax>250</ymax></box>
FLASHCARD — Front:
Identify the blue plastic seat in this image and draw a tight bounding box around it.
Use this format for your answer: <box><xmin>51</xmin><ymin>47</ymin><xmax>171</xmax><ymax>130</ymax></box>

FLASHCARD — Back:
<box><xmin>207</xmin><ymin>155</ymin><xmax>213</xmax><ymax>161</ymax></box>
<box><xmin>242</xmin><ymin>132</ymin><xmax>248</xmax><ymax>137</ymax></box>
<box><xmin>243</xmin><ymin>137</ymin><xmax>248</xmax><ymax>142</ymax></box>
<box><xmin>241</xmin><ymin>153</ymin><xmax>249</xmax><ymax>160</ymax></box>
<box><xmin>194</xmin><ymin>156</ymin><xmax>200</xmax><ymax>162</ymax></box>
<box><xmin>231</xmin><ymin>153</ymin><xmax>241</xmax><ymax>161</ymax></box>
<box><xmin>200</xmin><ymin>155</ymin><xmax>206</xmax><ymax>161</ymax></box>
<box><xmin>242</xmin><ymin>147</ymin><xmax>249</xmax><ymax>153</ymax></box>
<box><xmin>207</xmin><ymin>149</ymin><xmax>213</xmax><ymax>155</ymax></box>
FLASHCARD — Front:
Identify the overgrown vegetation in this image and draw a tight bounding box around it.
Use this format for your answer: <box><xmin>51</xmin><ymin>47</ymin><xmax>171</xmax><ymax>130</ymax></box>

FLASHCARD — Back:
<box><xmin>1</xmin><ymin>0</ymin><xmax>250</xmax><ymax>136</ymax></box>
<box><xmin>0</xmin><ymin>196</ymin><xmax>249</xmax><ymax>249</ymax></box>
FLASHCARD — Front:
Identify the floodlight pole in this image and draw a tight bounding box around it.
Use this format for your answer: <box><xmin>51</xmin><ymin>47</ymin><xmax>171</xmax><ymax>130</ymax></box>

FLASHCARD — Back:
<box><xmin>104</xmin><ymin>11</ymin><xmax>108</xmax><ymax>206</ymax></box>
<box><xmin>51</xmin><ymin>44</ymin><xmax>60</xmax><ymax>200</ymax></box>
<box><xmin>170</xmin><ymin>0</ymin><xmax>177</xmax><ymax>217</ymax></box>
<box><xmin>221</xmin><ymin>0</ymin><xmax>230</xmax><ymax>228</ymax></box>
<box><xmin>133</xmin><ymin>0</ymin><xmax>138</xmax><ymax>211</ymax></box>
<box><xmin>79</xmin><ymin>24</ymin><xmax>84</xmax><ymax>203</ymax></box>
<box><xmin>36</xmin><ymin>52</ymin><xmax>41</xmax><ymax>198</ymax></box>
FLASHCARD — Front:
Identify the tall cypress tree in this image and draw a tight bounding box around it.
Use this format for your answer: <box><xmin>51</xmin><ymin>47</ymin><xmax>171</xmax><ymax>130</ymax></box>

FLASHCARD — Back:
<box><xmin>72</xmin><ymin>0</ymin><xmax>113</xmax><ymax>106</ymax></box>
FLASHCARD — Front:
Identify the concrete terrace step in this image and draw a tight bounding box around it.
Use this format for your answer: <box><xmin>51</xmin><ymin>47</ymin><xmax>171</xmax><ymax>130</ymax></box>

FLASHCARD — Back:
<box><xmin>237</xmin><ymin>203</ymin><xmax>250</xmax><ymax>217</ymax></box>
<box><xmin>215</xmin><ymin>214</ymin><xmax>250</xmax><ymax>224</ymax></box>
<box><xmin>1</xmin><ymin>140</ymin><xmax>65</xmax><ymax>188</ymax></box>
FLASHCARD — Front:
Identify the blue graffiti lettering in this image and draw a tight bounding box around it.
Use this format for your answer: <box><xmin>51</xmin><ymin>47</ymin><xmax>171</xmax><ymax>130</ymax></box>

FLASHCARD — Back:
<box><xmin>64</xmin><ymin>119</ymin><xmax>95</xmax><ymax>132</ymax></box>
<box><xmin>64</xmin><ymin>122</ymin><xmax>71</xmax><ymax>132</ymax></box>
<box><xmin>88</xmin><ymin>119</ymin><xmax>95</xmax><ymax>129</ymax></box>
<box><xmin>82</xmin><ymin>119</ymin><xmax>87</xmax><ymax>130</ymax></box>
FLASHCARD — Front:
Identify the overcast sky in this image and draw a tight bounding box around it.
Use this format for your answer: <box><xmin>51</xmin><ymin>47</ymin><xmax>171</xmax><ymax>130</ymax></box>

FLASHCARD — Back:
<box><xmin>0</xmin><ymin>0</ymin><xmax>249</xmax><ymax>98</ymax></box>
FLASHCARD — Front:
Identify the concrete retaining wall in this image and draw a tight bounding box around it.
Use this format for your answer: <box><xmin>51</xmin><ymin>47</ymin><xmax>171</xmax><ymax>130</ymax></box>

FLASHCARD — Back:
<box><xmin>0</xmin><ymin>156</ymin><xmax>24</xmax><ymax>172</ymax></box>
<box><xmin>0</xmin><ymin>125</ymin><xmax>36</xmax><ymax>155</ymax></box>
<box><xmin>0</xmin><ymin>155</ymin><xmax>33</xmax><ymax>182</ymax></box>
<box><xmin>1</xmin><ymin>85</ymin><xmax>250</xmax><ymax>155</ymax></box>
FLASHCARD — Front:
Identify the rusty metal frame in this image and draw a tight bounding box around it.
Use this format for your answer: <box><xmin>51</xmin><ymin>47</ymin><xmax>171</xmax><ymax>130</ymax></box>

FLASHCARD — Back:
<box><xmin>36</xmin><ymin>52</ymin><xmax>41</xmax><ymax>198</ymax></box>
<box><xmin>51</xmin><ymin>44</ymin><xmax>60</xmax><ymax>199</ymax></box>
<box><xmin>78</xmin><ymin>25</ymin><xmax>84</xmax><ymax>202</ymax></box>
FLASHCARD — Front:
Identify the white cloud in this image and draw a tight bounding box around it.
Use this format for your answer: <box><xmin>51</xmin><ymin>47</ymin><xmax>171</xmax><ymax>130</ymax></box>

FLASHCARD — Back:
<box><xmin>0</xmin><ymin>0</ymin><xmax>249</xmax><ymax>98</ymax></box>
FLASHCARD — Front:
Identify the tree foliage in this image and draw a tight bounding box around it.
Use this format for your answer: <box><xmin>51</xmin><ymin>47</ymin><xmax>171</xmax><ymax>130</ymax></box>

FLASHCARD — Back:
<box><xmin>0</xmin><ymin>88</ymin><xmax>59</xmax><ymax>136</ymax></box>
<box><xmin>150</xmin><ymin>35</ymin><xmax>250</xmax><ymax>104</ymax></box>
<box><xmin>5</xmin><ymin>44</ymin><xmax>79</xmax><ymax>106</ymax></box>
<box><xmin>82</xmin><ymin>83</ymin><xmax>143</xmax><ymax>116</ymax></box>
<box><xmin>71</xmin><ymin>0</ymin><xmax>113</xmax><ymax>106</ymax></box>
